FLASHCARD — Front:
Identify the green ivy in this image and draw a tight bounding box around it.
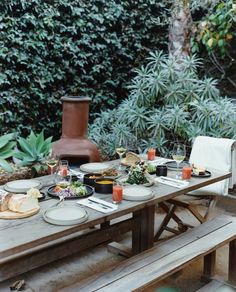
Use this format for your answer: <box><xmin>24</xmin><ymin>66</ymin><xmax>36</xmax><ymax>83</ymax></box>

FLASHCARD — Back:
<box><xmin>0</xmin><ymin>0</ymin><xmax>170</xmax><ymax>138</ymax></box>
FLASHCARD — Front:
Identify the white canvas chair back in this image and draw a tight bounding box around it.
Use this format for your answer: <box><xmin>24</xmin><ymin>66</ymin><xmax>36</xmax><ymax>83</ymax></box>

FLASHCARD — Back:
<box><xmin>189</xmin><ymin>136</ymin><xmax>236</xmax><ymax>196</ymax></box>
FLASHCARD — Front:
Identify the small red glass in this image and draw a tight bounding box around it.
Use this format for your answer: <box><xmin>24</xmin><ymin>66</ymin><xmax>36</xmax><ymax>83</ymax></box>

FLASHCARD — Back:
<box><xmin>147</xmin><ymin>148</ymin><xmax>156</xmax><ymax>161</ymax></box>
<box><xmin>112</xmin><ymin>183</ymin><xmax>123</xmax><ymax>204</ymax></box>
<box><xmin>182</xmin><ymin>166</ymin><xmax>192</xmax><ymax>180</ymax></box>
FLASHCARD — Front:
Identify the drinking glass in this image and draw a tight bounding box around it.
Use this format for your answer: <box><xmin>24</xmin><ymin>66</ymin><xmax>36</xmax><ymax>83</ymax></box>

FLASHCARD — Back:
<box><xmin>112</xmin><ymin>181</ymin><xmax>123</xmax><ymax>204</ymax></box>
<box><xmin>172</xmin><ymin>143</ymin><xmax>186</xmax><ymax>179</ymax></box>
<box><xmin>59</xmin><ymin>160</ymin><xmax>69</xmax><ymax>181</ymax></box>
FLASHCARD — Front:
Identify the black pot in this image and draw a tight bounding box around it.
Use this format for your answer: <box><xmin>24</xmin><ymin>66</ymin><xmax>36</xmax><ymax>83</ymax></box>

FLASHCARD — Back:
<box><xmin>83</xmin><ymin>173</ymin><xmax>102</xmax><ymax>187</ymax></box>
<box><xmin>94</xmin><ymin>178</ymin><xmax>114</xmax><ymax>194</ymax></box>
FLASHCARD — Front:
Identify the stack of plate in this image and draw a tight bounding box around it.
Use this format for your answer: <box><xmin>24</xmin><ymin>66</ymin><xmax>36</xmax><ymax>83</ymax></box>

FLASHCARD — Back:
<box><xmin>43</xmin><ymin>205</ymin><xmax>88</xmax><ymax>226</ymax></box>
<box><xmin>80</xmin><ymin>162</ymin><xmax>111</xmax><ymax>173</ymax></box>
<box><xmin>4</xmin><ymin>179</ymin><xmax>42</xmax><ymax>193</ymax></box>
<box><xmin>123</xmin><ymin>186</ymin><xmax>154</xmax><ymax>201</ymax></box>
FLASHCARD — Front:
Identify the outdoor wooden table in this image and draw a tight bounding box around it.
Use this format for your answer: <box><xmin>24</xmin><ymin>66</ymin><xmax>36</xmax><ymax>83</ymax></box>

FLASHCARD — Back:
<box><xmin>0</xmin><ymin>166</ymin><xmax>231</xmax><ymax>281</ymax></box>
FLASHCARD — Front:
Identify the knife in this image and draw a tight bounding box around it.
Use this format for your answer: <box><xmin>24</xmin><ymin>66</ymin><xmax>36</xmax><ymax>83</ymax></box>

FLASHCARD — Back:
<box><xmin>159</xmin><ymin>177</ymin><xmax>185</xmax><ymax>186</ymax></box>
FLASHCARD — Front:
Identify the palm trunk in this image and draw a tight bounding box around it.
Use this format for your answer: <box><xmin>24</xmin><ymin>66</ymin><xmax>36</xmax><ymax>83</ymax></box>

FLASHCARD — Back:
<box><xmin>169</xmin><ymin>0</ymin><xmax>193</xmax><ymax>58</ymax></box>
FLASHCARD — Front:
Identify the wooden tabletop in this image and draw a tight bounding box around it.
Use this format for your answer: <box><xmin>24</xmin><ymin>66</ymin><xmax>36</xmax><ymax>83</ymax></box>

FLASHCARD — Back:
<box><xmin>0</xmin><ymin>165</ymin><xmax>231</xmax><ymax>281</ymax></box>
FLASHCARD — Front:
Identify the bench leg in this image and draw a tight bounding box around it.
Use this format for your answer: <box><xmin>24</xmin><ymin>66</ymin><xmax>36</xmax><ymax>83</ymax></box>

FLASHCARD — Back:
<box><xmin>203</xmin><ymin>251</ymin><xmax>216</xmax><ymax>281</ymax></box>
<box><xmin>229</xmin><ymin>239</ymin><xmax>236</xmax><ymax>285</ymax></box>
<box><xmin>132</xmin><ymin>205</ymin><xmax>155</xmax><ymax>254</ymax></box>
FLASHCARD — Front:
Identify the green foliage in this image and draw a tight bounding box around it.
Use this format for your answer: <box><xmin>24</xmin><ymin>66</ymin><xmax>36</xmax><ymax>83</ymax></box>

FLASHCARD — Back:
<box><xmin>0</xmin><ymin>0</ymin><xmax>170</xmax><ymax>138</ymax></box>
<box><xmin>191</xmin><ymin>0</ymin><xmax>236</xmax><ymax>56</ymax></box>
<box><xmin>0</xmin><ymin>133</ymin><xmax>16</xmax><ymax>172</ymax></box>
<box><xmin>13</xmin><ymin>130</ymin><xmax>52</xmax><ymax>174</ymax></box>
<box><xmin>89</xmin><ymin>51</ymin><xmax>236</xmax><ymax>158</ymax></box>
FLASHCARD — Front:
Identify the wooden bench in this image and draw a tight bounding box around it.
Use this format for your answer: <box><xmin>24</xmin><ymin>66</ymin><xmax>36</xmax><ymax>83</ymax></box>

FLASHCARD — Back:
<box><xmin>76</xmin><ymin>215</ymin><xmax>236</xmax><ymax>292</ymax></box>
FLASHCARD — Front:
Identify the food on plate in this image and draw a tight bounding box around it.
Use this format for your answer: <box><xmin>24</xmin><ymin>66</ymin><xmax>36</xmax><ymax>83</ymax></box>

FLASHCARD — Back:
<box><xmin>0</xmin><ymin>190</ymin><xmax>12</xmax><ymax>211</ymax></box>
<box><xmin>101</xmin><ymin>168</ymin><xmax>118</xmax><ymax>177</ymax></box>
<box><xmin>192</xmin><ymin>164</ymin><xmax>206</xmax><ymax>175</ymax></box>
<box><xmin>54</xmin><ymin>181</ymin><xmax>87</xmax><ymax>197</ymax></box>
<box><xmin>8</xmin><ymin>194</ymin><xmax>39</xmax><ymax>213</ymax></box>
<box><xmin>88</xmin><ymin>174</ymin><xmax>102</xmax><ymax>179</ymax></box>
<box><xmin>27</xmin><ymin>188</ymin><xmax>42</xmax><ymax>198</ymax></box>
<box><xmin>96</xmin><ymin>180</ymin><xmax>113</xmax><ymax>184</ymax></box>
<box><xmin>122</xmin><ymin>152</ymin><xmax>141</xmax><ymax>166</ymax></box>
<box><xmin>126</xmin><ymin>163</ymin><xmax>149</xmax><ymax>185</ymax></box>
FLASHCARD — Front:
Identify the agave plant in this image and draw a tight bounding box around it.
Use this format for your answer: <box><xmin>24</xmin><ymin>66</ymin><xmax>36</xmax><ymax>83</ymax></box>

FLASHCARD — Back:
<box><xmin>13</xmin><ymin>130</ymin><xmax>53</xmax><ymax>175</ymax></box>
<box><xmin>0</xmin><ymin>133</ymin><xmax>16</xmax><ymax>172</ymax></box>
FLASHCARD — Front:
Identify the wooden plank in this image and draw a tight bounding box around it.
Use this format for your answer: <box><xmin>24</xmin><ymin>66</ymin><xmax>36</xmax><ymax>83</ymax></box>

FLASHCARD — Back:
<box><xmin>0</xmin><ymin>218</ymin><xmax>135</xmax><ymax>282</ymax></box>
<box><xmin>75</xmin><ymin>216</ymin><xmax>236</xmax><ymax>292</ymax></box>
<box><xmin>139</xmin><ymin>205</ymin><xmax>155</xmax><ymax>251</ymax></box>
<box><xmin>196</xmin><ymin>279</ymin><xmax>229</xmax><ymax>292</ymax></box>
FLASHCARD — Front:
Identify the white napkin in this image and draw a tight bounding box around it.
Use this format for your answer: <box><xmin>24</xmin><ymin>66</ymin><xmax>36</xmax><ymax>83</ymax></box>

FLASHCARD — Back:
<box><xmin>77</xmin><ymin>197</ymin><xmax>118</xmax><ymax>213</ymax></box>
<box><xmin>155</xmin><ymin>176</ymin><xmax>189</xmax><ymax>188</ymax></box>
<box><xmin>189</xmin><ymin>136</ymin><xmax>236</xmax><ymax>195</ymax></box>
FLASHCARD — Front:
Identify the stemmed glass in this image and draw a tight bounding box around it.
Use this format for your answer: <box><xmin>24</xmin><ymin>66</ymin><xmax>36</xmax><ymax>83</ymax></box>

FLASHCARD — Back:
<box><xmin>45</xmin><ymin>153</ymin><xmax>59</xmax><ymax>182</ymax></box>
<box><xmin>172</xmin><ymin>143</ymin><xmax>186</xmax><ymax>179</ymax></box>
<box><xmin>115</xmin><ymin>142</ymin><xmax>127</xmax><ymax>171</ymax></box>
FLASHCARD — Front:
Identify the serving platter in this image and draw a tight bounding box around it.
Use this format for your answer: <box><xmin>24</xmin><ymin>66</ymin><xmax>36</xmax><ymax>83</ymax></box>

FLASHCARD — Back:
<box><xmin>191</xmin><ymin>170</ymin><xmax>211</xmax><ymax>178</ymax></box>
<box><xmin>165</xmin><ymin>161</ymin><xmax>190</xmax><ymax>170</ymax></box>
<box><xmin>4</xmin><ymin>179</ymin><xmax>42</xmax><ymax>193</ymax></box>
<box><xmin>47</xmin><ymin>184</ymin><xmax>94</xmax><ymax>199</ymax></box>
<box><xmin>0</xmin><ymin>207</ymin><xmax>40</xmax><ymax>219</ymax></box>
<box><xmin>43</xmin><ymin>206</ymin><xmax>88</xmax><ymax>225</ymax></box>
<box><xmin>80</xmin><ymin>163</ymin><xmax>111</xmax><ymax>173</ymax></box>
<box><xmin>123</xmin><ymin>186</ymin><xmax>154</xmax><ymax>201</ymax></box>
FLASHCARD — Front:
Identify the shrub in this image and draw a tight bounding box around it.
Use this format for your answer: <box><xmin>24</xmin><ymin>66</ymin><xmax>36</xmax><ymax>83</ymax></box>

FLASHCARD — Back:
<box><xmin>89</xmin><ymin>51</ymin><xmax>236</xmax><ymax>158</ymax></box>
<box><xmin>0</xmin><ymin>0</ymin><xmax>170</xmax><ymax>138</ymax></box>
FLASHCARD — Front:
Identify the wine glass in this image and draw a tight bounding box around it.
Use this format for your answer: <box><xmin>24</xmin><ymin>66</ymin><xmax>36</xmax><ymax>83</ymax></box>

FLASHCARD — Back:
<box><xmin>172</xmin><ymin>143</ymin><xmax>186</xmax><ymax>179</ymax></box>
<box><xmin>115</xmin><ymin>144</ymin><xmax>127</xmax><ymax>171</ymax></box>
<box><xmin>45</xmin><ymin>153</ymin><xmax>58</xmax><ymax>173</ymax></box>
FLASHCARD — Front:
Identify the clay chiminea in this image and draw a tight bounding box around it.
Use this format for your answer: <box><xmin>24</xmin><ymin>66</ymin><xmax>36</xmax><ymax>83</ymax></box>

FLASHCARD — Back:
<box><xmin>53</xmin><ymin>96</ymin><xmax>100</xmax><ymax>165</ymax></box>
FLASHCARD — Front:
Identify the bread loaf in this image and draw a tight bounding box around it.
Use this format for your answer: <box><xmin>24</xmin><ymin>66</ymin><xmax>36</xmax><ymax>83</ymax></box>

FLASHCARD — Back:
<box><xmin>122</xmin><ymin>152</ymin><xmax>141</xmax><ymax>166</ymax></box>
<box><xmin>8</xmin><ymin>194</ymin><xmax>39</xmax><ymax>213</ymax></box>
<box><xmin>0</xmin><ymin>190</ymin><xmax>12</xmax><ymax>211</ymax></box>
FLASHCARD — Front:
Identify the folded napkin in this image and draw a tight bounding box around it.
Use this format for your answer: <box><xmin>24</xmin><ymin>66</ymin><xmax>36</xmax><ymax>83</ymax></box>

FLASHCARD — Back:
<box><xmin>77</xmin><ymin>197</ymin><xmax>118</xmax><ymax>213</ymax></box>
<box><xmin>155</xmin><ymin>176</ymin><xmax>189</xmax><ymax>188</ymax></box>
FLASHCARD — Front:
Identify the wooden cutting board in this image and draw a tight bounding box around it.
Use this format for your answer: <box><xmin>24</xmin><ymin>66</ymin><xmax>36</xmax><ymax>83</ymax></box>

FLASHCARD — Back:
<box><xmin>0</xmin><ymin>207</ymin><xmax>40</xmax><ymax>219</ymax></box>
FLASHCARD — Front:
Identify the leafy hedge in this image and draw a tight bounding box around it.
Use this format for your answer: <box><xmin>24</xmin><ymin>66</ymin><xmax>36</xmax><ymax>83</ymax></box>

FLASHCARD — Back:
<box><xmin>0</xmin><ymin>0</ymin><xmax>170</xmax><ymax>138</ymax></box>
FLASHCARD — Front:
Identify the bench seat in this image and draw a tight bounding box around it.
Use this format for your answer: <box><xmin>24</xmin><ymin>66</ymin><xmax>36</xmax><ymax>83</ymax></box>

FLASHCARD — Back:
<box><xmin>76</xmin><ymin>215</ymin><xmax>236</xmax><ymax>292</ymax></box>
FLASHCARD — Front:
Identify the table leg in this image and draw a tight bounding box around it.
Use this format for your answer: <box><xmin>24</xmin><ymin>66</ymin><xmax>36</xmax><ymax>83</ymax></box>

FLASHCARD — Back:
<box><xmin>132</xmin><ymin>205</ymin><xmax>155</xmax><ymax>254</ymax></box>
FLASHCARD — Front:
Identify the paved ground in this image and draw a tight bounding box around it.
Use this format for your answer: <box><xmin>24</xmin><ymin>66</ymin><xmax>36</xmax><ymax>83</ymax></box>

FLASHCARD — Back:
<box><xmin>0</xmin><ymin>194</ymin><xmax>236</xmax><ymax>292</ymax></box>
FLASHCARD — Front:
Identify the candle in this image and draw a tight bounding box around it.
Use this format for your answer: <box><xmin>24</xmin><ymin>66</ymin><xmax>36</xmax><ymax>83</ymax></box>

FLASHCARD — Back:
<box><xmin>182</xmin><ymin>166</ymin><xmax>192</xmax><ymax>180</ymax></box>
<box><xmin>148</xmin><ymin>148</ymin><xmax>156</xmax><ymax>161</ymax></box>
<box><xmin>112</xmin><ymin>184</ymin><xmax>123</xmax><ymax>204</ymax></box>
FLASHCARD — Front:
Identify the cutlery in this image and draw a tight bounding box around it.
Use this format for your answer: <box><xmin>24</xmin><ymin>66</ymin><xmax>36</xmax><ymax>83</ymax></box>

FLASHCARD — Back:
<box><xmin>88</xmin><ymin>198</ymin><xmax>114</xmax><ymax>210</ymax></box>
<box><xmin>159</xmin><ymin>177</ymin><xmax>185</xmax><ymax>187</ymax></box>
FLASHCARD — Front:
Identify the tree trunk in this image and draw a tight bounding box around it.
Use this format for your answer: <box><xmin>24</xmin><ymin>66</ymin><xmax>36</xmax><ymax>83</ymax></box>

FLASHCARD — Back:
<box><xmin>169</xmin><ymin>0</ymin><xmax>193</xmax><ymax>58</ymax></box>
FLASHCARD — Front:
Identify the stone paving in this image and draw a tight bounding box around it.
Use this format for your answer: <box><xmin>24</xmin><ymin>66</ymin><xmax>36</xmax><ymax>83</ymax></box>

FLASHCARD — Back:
<box><xmin>0</xmin><ymin>195</ymin><xmax>235</xmax><ymax>292</ymax></box>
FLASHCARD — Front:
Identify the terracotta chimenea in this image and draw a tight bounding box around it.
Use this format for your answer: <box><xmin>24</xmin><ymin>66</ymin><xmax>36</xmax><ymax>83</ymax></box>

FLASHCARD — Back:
<box><xmin>53</xmin><ymin>96</ymin><xmax>100</xmax><ymax>165</ymax></box>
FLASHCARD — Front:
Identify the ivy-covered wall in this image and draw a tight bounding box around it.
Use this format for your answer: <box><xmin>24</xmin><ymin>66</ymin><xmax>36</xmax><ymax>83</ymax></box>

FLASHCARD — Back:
<box><xmin>0</xmin><ymin>0</ymin><xmax>170</xmax><ymax>138</ymax></box>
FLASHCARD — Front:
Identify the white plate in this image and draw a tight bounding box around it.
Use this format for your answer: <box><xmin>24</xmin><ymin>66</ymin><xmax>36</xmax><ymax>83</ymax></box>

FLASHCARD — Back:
<box><xmin>4</xmin><ymin>179</ymin><xmax>42</xmax><ymax>193</ymax></box>
<box><xmin>80</xmin><ymin>163</ymin><xmax>111</xmax><ymax>173</ymax></box>
<box><xmin>43</xmin><ymin>205</ymin><xmax>88</xmax><ymax>226</ymax></box>
<box><xmin>123</xmin><ymin>186</ymin><xmax>154</xmax><ymax>201</ymax></box>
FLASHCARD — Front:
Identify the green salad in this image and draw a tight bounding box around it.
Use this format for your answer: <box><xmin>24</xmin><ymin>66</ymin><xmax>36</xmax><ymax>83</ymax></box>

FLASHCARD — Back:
<box><xmin>126</xmin><ymin>164</ymin><xmax>149</xmax><ymax>185</ymax></box>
